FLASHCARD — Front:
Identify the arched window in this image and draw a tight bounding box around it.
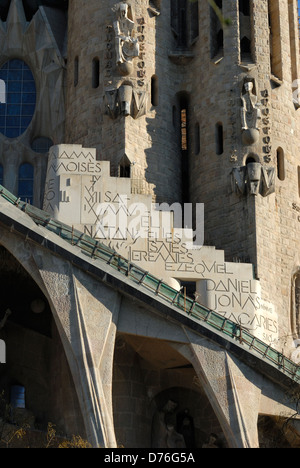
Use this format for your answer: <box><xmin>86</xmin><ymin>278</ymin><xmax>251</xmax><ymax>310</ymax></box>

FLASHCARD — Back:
<box><xmin>215</xmin><ymin>122</ymin><xmax>224</xmax><ymax>155</ymax></box>
<box><xmin>151</xmin><ymin>75</ymin><xmax>159</xmax><ymax>107</ymax></box>
<box><xmin>18</xmin><ymin>163</ymin><xmax>34</xmax><ymax>204</ymax></box>
<box><xmin>276</xmin><ymin>147</ymin><xmax>285</xmax><ymax>181</ymax></box>
<box><xmin>92</xmin><ymin>58</ymin><xmax>100</xmax><ymax>89</ymax></box>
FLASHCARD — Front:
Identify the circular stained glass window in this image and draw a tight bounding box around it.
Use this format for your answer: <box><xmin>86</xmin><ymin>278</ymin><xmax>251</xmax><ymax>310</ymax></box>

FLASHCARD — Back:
<box><xmin>0</xmin><ymin>59</ymin><xmax>36</xmax><ymax>138</ymax></box>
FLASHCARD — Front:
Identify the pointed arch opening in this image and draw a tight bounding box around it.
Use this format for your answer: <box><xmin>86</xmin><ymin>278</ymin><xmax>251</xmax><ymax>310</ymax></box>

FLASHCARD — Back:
<box><xmin>0</xmin><ymin>244</ymin><xmax>85</xmax><ymax>445</ymax></box>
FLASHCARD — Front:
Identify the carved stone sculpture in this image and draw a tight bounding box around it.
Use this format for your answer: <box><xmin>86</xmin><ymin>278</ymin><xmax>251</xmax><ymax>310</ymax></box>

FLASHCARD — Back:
<box><xmin>232</xmin><ymin>162</ymin><xmax>275</xmax><ymax>197</ymax></box>
<box><xmin>241</xmin><ymin>78</ymin><xmax>261</xmax><ymax>145</ymax></box>
<box><xmin>151</xmin><ymin>400</ymin><xmax>186</xmax><ymax>449</ymax></box>
<box><xmin>104</xmin><ymin>85</ymin><xmax>147</xmax><ymax>119</ymax></box>
<box><xmin>113</xmin><ymin>2</ymin><xmax>139</xmax><ymax>76</ymax></box>
<box><xmin>202</xmin><ymin>433</ymin><xmax>221</xmax><ymax>449</ymax></box>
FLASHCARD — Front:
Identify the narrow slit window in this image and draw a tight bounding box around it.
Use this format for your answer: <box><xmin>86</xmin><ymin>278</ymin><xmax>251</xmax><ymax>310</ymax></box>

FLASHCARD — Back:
<box><xmin>268</xmin><ymin>0</ymin><xmax>283</xmax><ymax>81</ymax></box>
<box><xmin>92</xmin><ymin>58</ymin><xmax>100</xmax><ymax>89</ymax></box>
<box><xmin>288</xmin><ymin>0</ymin><xmax>299</xmax><ymax>106</ymax></box>
<box><xmin>277</xmin><ymin>147</ymin><xmax>285</xmax><ymax>181</ymax></box>
<box><xmin>215</xmin><ymin>122</ymin><xmax>224</xmax><ymax>155</ymax></box>
<box><xmin>171</xmin><ymin>0</ymin><xmax>188</xmax><ymax>48</ymax></box>
<box><xmin>177</xmin><ymin>92</ymin><xmax>190</xmax><ymax>204</ymax></box>
<box><xmin>151</xmin><ymin>75</ymin><xmax>159</xmax><ymax>107</ymax></box>
<box><xmin>210</xmin><ymin>0</ymin><xmax>223</xmax><ymax>59</ymax></box>
<box><xmin>190</xmin><ymin>0</ymin><xmax>199</xmax><ymax>43</ymax></box>
<box><xmin>239</xmin><ymin>0</ymin><xmax>253</xmax><ymax>62</ymax></box>
<box><xmin>181</xmin><ymin>109</ymin><xmax>187</xmax><ymax>151</ymax></box>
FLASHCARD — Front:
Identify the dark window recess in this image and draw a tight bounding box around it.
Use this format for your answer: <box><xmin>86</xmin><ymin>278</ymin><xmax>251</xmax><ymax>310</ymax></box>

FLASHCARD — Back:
<box><xmin>119</xmin><ymin>155</ymin><xmax>131</xmax><ymax>178</ymax></box>
<box><xmin>215</xmin><ymin>122</ymin><xmax>224</xmax><ymax>155</ymax></box>
<box><xmin>92</xmin><ymin>58</ymin><xmax>100</xmax><ymax>89</ymax></box>
<box><xmin>239</xmin><ymin>0</ymin><xmax>253</xmax><ymax>62</ymax></box>
<box><xmin>171</xmin><ymin>0</ymin><xmax>199</xmax><ymax>49</ymax></box>
<box><xmin>210</xmin><ymin>0</ymin><xmax>223</xmax><ymax>59</ymax></box>
<box><xmin>151</xmin><ymin>75</ymin><xmax>159</xmax><ymax>106</ymax></box>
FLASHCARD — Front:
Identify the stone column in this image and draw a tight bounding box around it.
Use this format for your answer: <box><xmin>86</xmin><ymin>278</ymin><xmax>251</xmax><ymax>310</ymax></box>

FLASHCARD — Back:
<box><xmin>173</xmin><ymin>329</ymin><xmax>262</xmax><ymax>448</ymax></box>
<box><xmin>0</xmin><ymin>227</ymin><xmax>120</xmax><ymax>448</ymax></box>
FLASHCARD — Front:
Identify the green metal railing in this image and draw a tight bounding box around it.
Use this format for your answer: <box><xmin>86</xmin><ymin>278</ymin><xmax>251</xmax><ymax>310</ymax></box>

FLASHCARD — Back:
<box><xmin>1</xmin><ymin>185</ymin><xmax>300</xmax><ymax>384</ymax></box>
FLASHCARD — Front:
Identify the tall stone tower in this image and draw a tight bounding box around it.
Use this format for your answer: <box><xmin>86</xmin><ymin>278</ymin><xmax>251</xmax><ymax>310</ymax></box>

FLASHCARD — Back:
<box><xmin>63</xmin><ymin>0</ymin><xmax>300</xmax><ymax>355</ymax></box>
<box><xmin>66</xmin><ymin>0</ymin><xmax>183</xmax><ymax>204</ymax></box>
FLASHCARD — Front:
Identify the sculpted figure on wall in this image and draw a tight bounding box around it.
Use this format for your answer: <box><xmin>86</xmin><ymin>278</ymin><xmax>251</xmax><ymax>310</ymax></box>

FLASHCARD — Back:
<box><xmin>113</xmin><ymin>2</ymin><xmax>139</xmax><ymax>76</ymax></box>
<box><xmin>151</xmin><ymin>400</ymin><xmax>186</xmax><ymax>448</ymax></box>
<box><xmin>241</xmin><ymin>78</ymin><xmax>261</xmax><ymax>145</ymax></box>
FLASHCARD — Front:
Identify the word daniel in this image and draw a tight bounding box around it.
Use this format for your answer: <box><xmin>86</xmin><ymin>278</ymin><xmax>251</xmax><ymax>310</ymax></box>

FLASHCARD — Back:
<box><xmin>94</xmin><ymin>197</ymin><xmax>204</xmax><ymax>247</ymax></box>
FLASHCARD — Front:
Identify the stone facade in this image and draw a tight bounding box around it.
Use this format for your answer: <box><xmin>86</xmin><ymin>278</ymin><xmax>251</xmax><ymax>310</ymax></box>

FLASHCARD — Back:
<box><xmin>0</xmin><ymin>0</ymin><xmax>300</xmax><ymax>449</ymax></box>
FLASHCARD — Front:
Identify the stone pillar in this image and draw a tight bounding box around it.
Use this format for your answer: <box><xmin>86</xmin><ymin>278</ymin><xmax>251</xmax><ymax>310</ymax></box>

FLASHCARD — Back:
<box><xmin>173</xmin><ymin>330</ymin><xmax>262</xmax><ymax>448</ymax></box>
<box><xmin>0</xmin><ymin>227</ymin><xmax>120</xmax><ymax>448</ymax></box>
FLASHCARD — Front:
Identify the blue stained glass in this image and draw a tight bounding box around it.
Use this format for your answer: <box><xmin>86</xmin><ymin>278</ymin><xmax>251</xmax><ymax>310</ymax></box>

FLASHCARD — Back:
<box><xmin>8</xmin><ymin>82</ymin><xmax>22</xmax><ymax>93</ymax></box>
<box><xmin>0</xmin><ymin>60</ymin><xmax>36</xmax><ymax>138</ymax></box>
<box><xmin>9</xmin><ymin>60</ymin><xmax>23</xmax><ymax>69</ymax></box>
<box><xmin>18</xmin><ymin>163</ymin><xmax>34</xmax><ymax>204</ymax></box>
